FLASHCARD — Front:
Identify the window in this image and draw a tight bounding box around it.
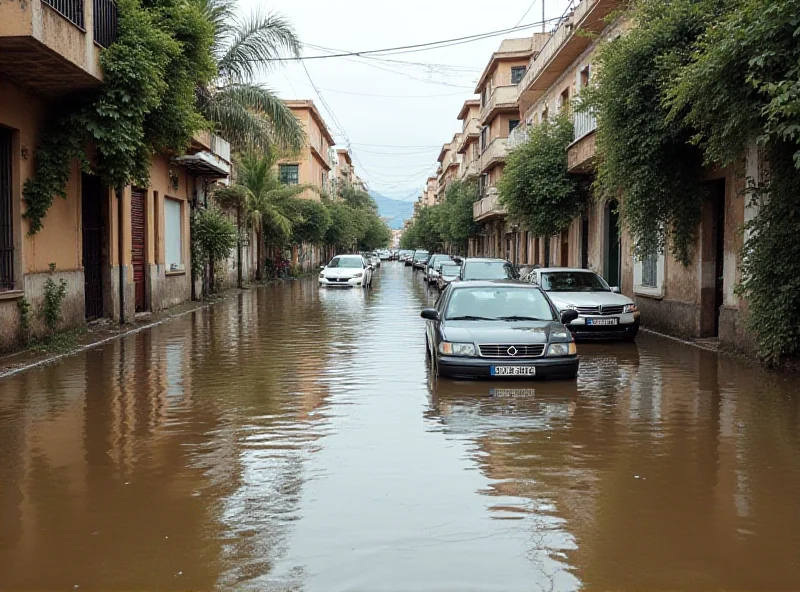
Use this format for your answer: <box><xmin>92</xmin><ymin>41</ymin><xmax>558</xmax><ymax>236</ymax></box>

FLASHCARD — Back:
<box><xmin>479</xmin><ymin>174</ymin><xmax>488</xmax><ymax>198</ymax></box>
<box><xmin>559</xmin><ymin>88</ymin><xmax>570</xmax><ymax>111</ymax></box>
<box><xmin>279</xmin><ymin>164</ymin><xmax>299</xmax><ymax>185</ymax></box>
<box><xmin>511</xmin><ymin>66</ymin><xmax>526</xmax><ymax>84</ymax></box>
<box><xmin>509</xmin><ymin>119</ymin><xmax>520</xmax><ymax>133</ymax></box>
<box><xmin>481</xmin><ymin>87</ymin><xmax>488</xmax><ymax>107</ymax></box>
<box><xmin>641</xmin><ymin>252</ymin><xmax>658</xmax><ymax>288</ymax></box>
<box><xmin>480</xmin><ymin>127</ymin><xmax>488</xmax><ymax>152</ymax></box>
<box><xmin>0</xmin><ymin>127</ymin><xmax>13</xmax><ymax>291</ymax></box>
<box><xmin>542</xmin><ymin>107</ymin><xmax>549</xmax><ymax>122</ymax></box>
<box><xmin>580</xmin><ymin>66</ymin><xmax>590</xmax><ymax>90</ymax></box>
<box><xmin>165</xmin><ymin>198</ymin><xmax>183</xmax><ymax>272</ymax></box>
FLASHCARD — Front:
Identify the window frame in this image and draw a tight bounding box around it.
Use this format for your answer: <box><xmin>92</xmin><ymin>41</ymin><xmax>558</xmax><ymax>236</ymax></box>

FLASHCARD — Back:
<box><xmin>510</xmin><ymin>66</ymin><xmax>526</xmax><ymax>85</ymax></box>
<box><xmin>279</xmin><ymin>164</ymin><xmax>300</xmax><ymax>185</ymax></box>
<box><xmin>164</xmin><ymin>197</ymin><xmax>185</xmax><ymax>272</ymax></box>
<box><xmin>633</xmin><ymin>250</ymin><xmax>665</xmax><ymax>298</ymax></box>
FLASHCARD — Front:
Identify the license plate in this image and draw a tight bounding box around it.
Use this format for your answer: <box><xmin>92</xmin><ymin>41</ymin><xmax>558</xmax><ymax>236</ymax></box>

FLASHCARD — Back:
<box><xmin>490</xmin><ymin>366</ymin><xmax>536</xmax><ymax>376</ymax></box>
<box><xmin>586</xmin><ymin>317</ymin><xmax>618</xmax><ymax>326</ymax></box>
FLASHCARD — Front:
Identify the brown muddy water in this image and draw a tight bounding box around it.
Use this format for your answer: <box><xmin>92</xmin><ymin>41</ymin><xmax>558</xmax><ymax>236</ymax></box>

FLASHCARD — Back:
<box><xmin>1</xmin><ymin>262</ymin><xmax>799</xmax><ymax>591</ymax></box>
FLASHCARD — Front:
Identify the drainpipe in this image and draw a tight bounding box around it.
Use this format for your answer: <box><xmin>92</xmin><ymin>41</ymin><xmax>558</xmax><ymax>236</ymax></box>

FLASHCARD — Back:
<box><xmin>116</xmin><ymin>187</ymin><xmax>126</xmax><ymax>324</ymax></box>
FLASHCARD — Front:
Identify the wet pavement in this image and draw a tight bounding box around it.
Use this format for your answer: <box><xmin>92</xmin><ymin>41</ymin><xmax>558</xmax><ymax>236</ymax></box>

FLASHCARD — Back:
<box><xmin>1</xmin><ymin>262</ymin><xmax>800</xmax><ymax>591</ymax></box>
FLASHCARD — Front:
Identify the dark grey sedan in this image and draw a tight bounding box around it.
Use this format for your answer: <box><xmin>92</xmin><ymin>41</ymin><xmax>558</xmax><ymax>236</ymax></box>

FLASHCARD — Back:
<box><xmin>421</xmin><ymin>281</ymin><xmax>580</xmax><ymax>379</ymax></box>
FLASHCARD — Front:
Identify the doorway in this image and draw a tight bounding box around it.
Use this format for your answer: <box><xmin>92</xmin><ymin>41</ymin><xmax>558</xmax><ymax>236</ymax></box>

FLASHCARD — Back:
<box><xmin>581</xmin><ymin>213</ymin><xmax>589</xmax><ymax>269</ymax></box>
<box><xmin>604</xmin><ymin>200</ymin><xmax>621</xmax><ymax>287</ymax></box>
<box><xmin>560</xmin><ymin>230</ymin><xmax>569</xmax><ymax>267</ymax></box>
<box><xmin>81</xmin><ymin>174</ymin><xmax>105</xmax><ymax>320</ymax></box>
<box><xmin>544</xmin><ymin>237</ymin><xmax>551</xmax><ymax>267</ymax></box>
<box><xmin>131</xmin><ymin>188</ymin><xmax>146</xmax><ymax>312</ymax></box>
<box><xmin>705</xmin><ymin>179</ymin><xmax>726</xmax><ymax>337</ymax></box>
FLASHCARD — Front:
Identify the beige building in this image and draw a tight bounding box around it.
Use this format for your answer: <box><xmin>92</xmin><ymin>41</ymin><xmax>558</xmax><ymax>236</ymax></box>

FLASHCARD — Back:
<box><xmin>456</xmin><ymin>99</ymin><xmax>482</xmax><ymax>181</ymax></box>
<box><xmin>276</xmin><ymin>100</ymin><xmax>335</xmax><ymax>202</ymax></box>
<box><xmin>0</xmin><ymin>0</ymin><xmax>232</xmax><ymax>352</ymax></box>
<box><xmin>436</xmin><ymin>136</ymin><xmax>462</xmax><ymax>201</ymax></box>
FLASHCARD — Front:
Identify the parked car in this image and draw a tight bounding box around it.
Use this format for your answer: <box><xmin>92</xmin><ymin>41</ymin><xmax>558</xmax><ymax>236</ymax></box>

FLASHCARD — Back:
<box><xmin>525</xmin><ymin>267</ymin><xmax>639</xmax><ymax>340</ymax></box>
<box><xmin>412</xmin><ymin>250</ymin><xmax>430</xmax><ymax>270</ymax></box>
<box><xmin>319</xmin><ymin>254</ymin><xmax>373</xmax><ymax>288</ymax></box>
<box><xmin>403</xmin><ymin>250</ymin><xmax>416</xmax><ymax>266</ymax></box>
<box><xmin>459</xmin><ymin>258</ymin><xmax>519</xmax><ymax>281</ymax></box>
<box><xmin>435</xmin><ymin>262</ymin><xmax>462</xmax><ymax>291</ymax></box>
<box><xmin>421</xmin><ymin>280</ymin><xmax>579</xmax><ymax>379</ymax></box>
<box><xmin>424</xmin><ymin>254</ymin><xmax>454</xmax><ymax>283</ymax></box>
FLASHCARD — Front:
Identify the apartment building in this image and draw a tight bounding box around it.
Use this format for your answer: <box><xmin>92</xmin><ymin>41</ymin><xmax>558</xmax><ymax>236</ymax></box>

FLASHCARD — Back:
<box><xmin>277</xmin><ymin>100</ymin><xmax>335</xmax><ymax>201</ymax></box>
<box><xmin>0</xmin><ymin>0</ymin><xmax>231</xmax><ymax>352</ymax></box>
<box><xmin>332</xmin><ymin>148</ymin><xmax>354</xmax><ymax>196</ymax></box>
<box><xmin>456</xmin><ymin>99</ymin><xmax>481</xmax><ymax>181</ymax></box>
<box><xmin>436</xmin><ymin>137</ymin><xmax>462</xmax><ymax>202</ymax></box>
<box><xmin>423</xmin><ymin>176</ymin><xmax>438</xmax><ymax>208</ymax></box>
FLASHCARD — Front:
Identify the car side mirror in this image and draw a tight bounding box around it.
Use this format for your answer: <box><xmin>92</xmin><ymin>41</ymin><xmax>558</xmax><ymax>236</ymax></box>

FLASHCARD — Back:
<box><xmin>611</xmin><ymin>286</ymin><xmax>620</xmax><ymax>293</ymax></box>
<box><xmin>561</xmin><ymin>309</ymin><xmax>579</xmax><ymax>324</ymax></box>
<box><xmin>421</xmin><ymin>308</ymin><xmax>440</xmax><ymax>321</ymax></box>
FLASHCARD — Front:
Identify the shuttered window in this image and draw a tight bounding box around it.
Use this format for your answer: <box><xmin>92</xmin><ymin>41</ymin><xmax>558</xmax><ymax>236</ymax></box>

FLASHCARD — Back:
<box><xmin>0</xmin><ymin>128</ymin><xmax>13</xmax><ymax>291</ymax></box>
<box><xmin>165</xmin><ymin>198</ymin><xmax>183</xmax><ymax>271</ymax></box>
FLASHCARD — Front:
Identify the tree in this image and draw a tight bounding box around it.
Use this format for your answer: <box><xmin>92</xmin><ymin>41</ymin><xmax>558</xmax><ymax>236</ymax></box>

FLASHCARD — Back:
<box><xmin>289</xmin><ymin>198</ymin><xmax>331</xmax><ymax>245</ymax></box>
<box><xmin>440</xmin><ymin>180</ymin><xmax>480</xmax><ymax>254</ymax></box>
<box><xmin>192</xmin><ymin>206</ymin><xmax>237</xmax><ymax>293</ymax></box>
<box><xmin>498</xmin><ymin>114</ymin><xmax>582</xmax><ymax>239</ymax></box>
<box><xmin>193</xmin><ymin>0</ymin><xmax>305</xmax><ymax>152</ymax></box>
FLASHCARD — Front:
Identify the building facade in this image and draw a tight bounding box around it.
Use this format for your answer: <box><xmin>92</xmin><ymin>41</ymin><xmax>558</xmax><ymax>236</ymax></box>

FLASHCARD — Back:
<box><xmin>0</xmin><ymin>0</ymin><xmax>231</xmax><ymax>352</ymax></box>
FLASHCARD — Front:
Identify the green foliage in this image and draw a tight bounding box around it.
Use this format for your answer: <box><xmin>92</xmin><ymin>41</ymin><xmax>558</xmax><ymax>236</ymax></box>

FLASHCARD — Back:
<box><xmin>401</xmin><ymin>205</ymin><xmax>445</xmax><ymax>252</ymax></box>
<box><xmin>498</xmin><ymin>115</ymin><xmax>582</xmax><ymax>238</ymax></box>
<box><xmin>323</xmin><ymin>201</ymin><xmax>360</xmax><ymax>251</ymax></box>
<box><xmin>23</xmin><ymin>0</ymin><xmax>215</xmax><ymax>234</ymax></box>
<box><xmin>289</xmin><ymin>198</ymin><xmax>331</xmax><ymax>245</ymax></box>
<box><xmin>358</xmin><ymin>211</ymin><xmax>392</xmax><ymax>251</ymax></box>
<box><xmin>17</xmin><ymin>297</ymin><xmax>31</xmax><ymax>344</ymax></box>
<box><xmin>339</xmin><ymin>185</ymin><xmax>378</xmax><ymax>212</ymax></box>
<box><xmin>40</xmin><ymin>265</ymin><xmax>68</xmax><ymax>334</ymax></box>
<box><xmin>581</xmin><ymin>0</ymin><xmax>718</xmax><ymax>263</ymax></box>
<box><xmin>439</xmin><ymin>180</ymin><xmax>480</xmax><ymax>253</ymax></box>
<box><xmin>192</xmin><ymin>206</ymin><xmax>237</xmax><ymax>268</ymax></box>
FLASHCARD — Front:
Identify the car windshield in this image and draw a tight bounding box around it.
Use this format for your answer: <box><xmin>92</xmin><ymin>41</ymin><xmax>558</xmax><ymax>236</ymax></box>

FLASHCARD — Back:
<box><xmin>440</xmin><ymin>264</ymin><xmax>460</xmax><ymax>276</ymax></box>
<box><xmin>445</xmin><ymin>287</ymin><xmax>555</xmax><ymax>321</ymax></box>
<box><xmin>327</xmin><ymin>257</ymin><xmax>363</xmax><ymax>269</ymax></box>
<box><xmin>540</xmin><ymin>271</ymin><xmax>610</xmax><ymax>292</ymax></box>
<box><xmin>413</xmin><ymin>251</ymin><xmax>429</xmax><ymax>260</ymax></box>
<box><xmin>462</xmin><ymin>261</ymin><xmax>517</xmax><ymax>280</ymax></box>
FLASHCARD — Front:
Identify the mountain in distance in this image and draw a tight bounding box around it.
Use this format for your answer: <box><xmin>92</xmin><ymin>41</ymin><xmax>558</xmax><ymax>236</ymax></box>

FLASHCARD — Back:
<box><xmin>370</xmin><ymin>191</ymin><xmax>415</xmax><ymax>230</ymax></box>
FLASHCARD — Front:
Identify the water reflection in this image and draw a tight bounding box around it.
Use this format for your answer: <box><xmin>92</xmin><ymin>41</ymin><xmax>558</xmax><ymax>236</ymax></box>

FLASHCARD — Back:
<box><xmin>0</xmin><ymin>266</ymin><xmax>799</xmax><ymax>591</ymax></box>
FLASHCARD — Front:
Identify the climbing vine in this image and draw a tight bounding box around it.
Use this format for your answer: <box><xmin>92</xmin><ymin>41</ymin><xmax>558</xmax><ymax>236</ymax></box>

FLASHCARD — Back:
<box><xmin>22</xmin><ymin>0</ymin><xmax>214</xmax><ymax>234</ymax></box>
<box><xmin>498</xmin><ymin>114</ymin><xmax>582</xmax><ymax>237</ymax></box>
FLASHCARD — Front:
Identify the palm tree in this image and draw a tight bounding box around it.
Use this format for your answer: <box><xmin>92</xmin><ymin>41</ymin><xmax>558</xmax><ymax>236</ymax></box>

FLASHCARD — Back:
<box><xmin>194</xmin><ymin>0</ymin><xmax>305</xmax><ymax>152</ymax></box>
<box><xmin>217</xmin><ymin>150</ymin><xmax>314</xmax><ymax>281</ymax></box>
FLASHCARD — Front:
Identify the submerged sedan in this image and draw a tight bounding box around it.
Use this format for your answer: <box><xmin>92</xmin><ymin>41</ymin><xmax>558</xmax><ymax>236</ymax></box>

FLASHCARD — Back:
<box><xmin>421</xmin><ymin>281</ymin><xmax>579</xmax><ymax>379</ymax></box>
<box><xmin>319</xmin><ymin>254</ymin><xmax>372</xmax><ymax>288</ymax></box>
<box><xmin>527</xmin><ymin>268</ymin><xmax>639</xmax><ymax>340</ymax></box>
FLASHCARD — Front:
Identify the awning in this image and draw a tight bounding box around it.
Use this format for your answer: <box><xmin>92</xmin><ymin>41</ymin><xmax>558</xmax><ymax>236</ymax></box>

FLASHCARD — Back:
<box><xmin>172</xmin><ymin>151</ymin><xmax>230</xmax><ymax>179</ymax></box>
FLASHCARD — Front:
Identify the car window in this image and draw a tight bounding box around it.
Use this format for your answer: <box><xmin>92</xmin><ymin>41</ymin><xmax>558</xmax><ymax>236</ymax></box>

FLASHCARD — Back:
<box><xmin>328</xmin><ymin>257</ymin><xmax>363</xmax><ymax>269</ymax></box>
<box><xmin>440</xmin><ymin>264</ymin><xmax>460</xmax><ymax>275</ymax></box>
<box><xmin>541</xmin><ymin>271</ymin><xmax>610</xmax><ymax>292</ymax></box>
<box><xmin>445</xmin><ymin>287</ymin><xmax>554</xmax><ymax>320</ymax></box>
<box><xmin>462</xmin><ymin>261</ymin><xmax>517</xmax><ymax>280</ymax></box>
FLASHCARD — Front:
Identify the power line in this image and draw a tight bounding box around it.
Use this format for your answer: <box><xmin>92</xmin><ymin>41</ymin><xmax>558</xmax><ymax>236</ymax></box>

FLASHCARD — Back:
<box><xmin>261</xmin><ymin>18</ymin><xmax>561</xmax><ymax>62</ymax></box>
<box><xmin>305</xmin><ymin>44</ymin><xmax>483</xmax><ymax>72</ymax></box>
<box><xmin>514</xmin><ymin>0</ymin><xmax>539</xmax><ymax>28</ymax></box>
<box><xmin>339</xmin><ymin>56</ymin><xmax>476</xmax><ymax>89</ymax></box>
<box><xmin>350</xmin><ymin>142</ymin><xmax>443</xmax><ymax>148</ymax></box>
<box><xmin>282</xmin><ymin>79</ymin><xmax>468</xmax><ymax>99</ymax></box>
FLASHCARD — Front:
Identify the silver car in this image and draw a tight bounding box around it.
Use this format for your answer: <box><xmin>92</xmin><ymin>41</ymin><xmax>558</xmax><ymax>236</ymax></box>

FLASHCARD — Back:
<box><xmin>525</xmin><ymin>267</ymin><xmax>639</xmax><ymax>340</ymax></box>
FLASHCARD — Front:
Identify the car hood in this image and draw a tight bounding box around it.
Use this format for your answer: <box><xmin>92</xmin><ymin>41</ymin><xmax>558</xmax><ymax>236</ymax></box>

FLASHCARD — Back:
<box><xmin>545</xmin><ymin>290</ymin><xmax>633</xmax><ymax>308</ymax></box>
<box><xmin>442</xmin><ymin>320</ymin><xmax>566</xmax><ymax>344</ymax></box>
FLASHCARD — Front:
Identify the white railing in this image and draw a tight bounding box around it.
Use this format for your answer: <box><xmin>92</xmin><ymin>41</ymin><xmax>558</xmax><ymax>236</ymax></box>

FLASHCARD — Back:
<box><xmin>573</xmin><ymin>108</ymin><xmax>597</xmax><ymax>141</ymax></box>
<box><xmin>508</xmin><ymin>125</ymin><xmax>530</xmax><ymax>150</ymax></box>
<box><xmin>210</xmin><ymin>134</ymin><xmax>231</xmax><ymax>163</ymax></box>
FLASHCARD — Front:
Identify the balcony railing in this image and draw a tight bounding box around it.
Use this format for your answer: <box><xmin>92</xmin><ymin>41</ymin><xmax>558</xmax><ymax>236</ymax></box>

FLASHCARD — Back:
<box><xmin>460</xmin><ymin>158</ymin><xmax>480</xmax><ymax>179</ymax></box>
<box><xmin>517</xmin><ymin>1</ymin><xmax>578</xmax><ymax>94</ymax></box>
<box><xmin>480</xmin><ymin>85</ymin><xmax>518</xmax><ymax>122</ymax></box>
<box><xmin>480</xmin><ymin>137</ymin><xmax>508</xmax><ymax>172</ymax></box>
<box><xmin>573</xmin><ymin>108</ymin><xmax>597</xmax><ymax>141</ymax></box>
<box><xmin>93</xmin><ymin>0</ymin><xmax>118</xmax><ymax>47</ymax></box>
<box><xmin>43</xmin><ymin>0</ymin><xmax>85</xmax><ymax>29</ymax></box>
<box><xmin>508</xmin><ymin>125</ymin><xmax>530</xmax><ymax>150</ymax></box>
<box><xmin>473</xmin><ymin>190</ymin><xmax>506</xmax><ymax>221</ymax></box>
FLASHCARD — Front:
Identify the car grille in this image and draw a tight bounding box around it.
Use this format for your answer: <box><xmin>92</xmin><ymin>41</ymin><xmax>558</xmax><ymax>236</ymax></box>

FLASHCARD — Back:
<box><xmin>575</xmin><ymin>305</ymin><xmax>625</xmax><ymax>316</ymax></box>
<box><xmin>330</xmin><ymin>277</ymin><xmax>350</xmax><ymax>282</ymax></box>
<box><xmin>479</xmin><ymin>344</ymin><xmax>545</xmax><ymax>358</ymax></box>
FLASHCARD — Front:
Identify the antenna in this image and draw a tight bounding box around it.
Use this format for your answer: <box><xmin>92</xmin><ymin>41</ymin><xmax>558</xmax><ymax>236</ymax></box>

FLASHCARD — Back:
<box><xmin>542</xmin><ymin>0</ymin><xmax>545</xmax><ymax>32</ymax></box>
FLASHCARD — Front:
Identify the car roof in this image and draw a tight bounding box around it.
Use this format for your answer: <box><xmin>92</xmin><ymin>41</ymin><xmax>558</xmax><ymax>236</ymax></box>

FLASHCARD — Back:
<box><xmin>334</xmin><ymin>254</ymin><xmax>363</xmax><ymax>259</ymax></box>
<box><xmin>536</xmin><ymin>267</ymin><xmax>598</xmax><ymax>273</ymax></box>
<box><xmin>463</xmin><ymin>258</ymin><xmax>512</xmax><ymax>263</ymax></box>
<box><xmin>449</xmin><ymin>280</ymin><xmax>541</xmax><ymax>289</ymax></box>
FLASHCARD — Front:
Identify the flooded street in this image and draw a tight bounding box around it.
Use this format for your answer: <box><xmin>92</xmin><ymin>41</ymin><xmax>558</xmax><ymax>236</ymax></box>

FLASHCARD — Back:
<box><xmin>2</xmin><ymin>262</ymin><xmax>800</xmax><ymax>591</ymax></box>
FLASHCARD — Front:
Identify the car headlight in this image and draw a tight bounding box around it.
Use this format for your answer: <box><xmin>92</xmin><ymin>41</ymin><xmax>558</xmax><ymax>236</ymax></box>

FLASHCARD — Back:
<box><xmin>353</xmin><ymin>272</ymin><xmax>363</xmax><ymax>278</ymax></box>
<box><xmin>547</xmin><ymin>342</ymin><xmax>577</xmax><ymax>357</ymax></box>
<box><xmin>438</xmin><ymin>342</ymin><xmax>476</xmax><ymax>356</ymax></box>
<box><xmin>319</xmin><ymin>273</ymin><xmax>325</xmax><ymax>279</ymax></box>
<box><xmin>623</xmin><ymin>304</ymin><xmax>638</xmax><ymax>313</ymax></box>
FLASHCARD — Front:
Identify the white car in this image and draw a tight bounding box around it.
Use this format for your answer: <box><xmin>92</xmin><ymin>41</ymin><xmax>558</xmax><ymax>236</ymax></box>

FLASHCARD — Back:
<box><xmin>319</xmin><ymin>254</ymin><xmax>373</xmax><ymax>288</ymax></box>
<box><xmin>526</xmin><ymin>267</ymin><xmax>640</xmax><ymax>340</ymax></box>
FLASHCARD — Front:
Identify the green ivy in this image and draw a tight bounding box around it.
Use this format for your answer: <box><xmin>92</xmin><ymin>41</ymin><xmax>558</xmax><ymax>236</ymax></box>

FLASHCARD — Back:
<box><xmin>22</xmin><ymin>0</ymin><xmax>214</xmax><ymax>234</ymax></box>
<box><xmin>498</xmin><ymin>114</ymin><xmax>582</xmax><ymax>238</ymax></box>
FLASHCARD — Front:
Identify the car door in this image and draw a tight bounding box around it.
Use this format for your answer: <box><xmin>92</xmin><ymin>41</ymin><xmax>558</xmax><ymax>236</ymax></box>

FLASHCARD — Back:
<box><xmin>427</xmin><ymin>287</ymin><xmax>448</xmax><ymax>355</ymax></box>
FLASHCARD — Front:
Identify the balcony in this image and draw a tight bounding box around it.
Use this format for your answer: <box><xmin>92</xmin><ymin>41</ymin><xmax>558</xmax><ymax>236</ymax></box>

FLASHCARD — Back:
<box><xmin>0</xmin><ymin>0</ymin><xmax>117</xmax><ymax>97</ymax></box>
<box><xmin>480</xmin><ymin>85</ymin><xmax>519</xmax><ymax>124</ymax></box>
<box><xmin>517</xmin><ymin>0</ymin><xmax>620</xmax><ymax>114</ymax></box>
<box><xmin>508</xmin><ymin>125</ymin><xmax>530</xmax><ymax>150</ymax></box>
<box><xmin>473</xmin><ymin>190</ymin><xmax>506</xmax><ymax>222</ymax></box>
<box><xmin>457</xmin><ymin>118</ymin><xmax>481</xmax><ymax>154</ymax></box>
<box><xmin>173</xmin><ymin>133</ymin><xmax>232</xmax><ymax>180</ymax></box>
<box><xmin>479</xmin><ymin>137</ymin><xmax>508</xmax><ymax>173</ymax></box>
<box><xmin>460</xmin><ymin>158</ymin><xmax>480</xmax><ymax>180</ymax></box>
<box><xmin>567</xmin><ymin>109</ymin><xmax>597</xmax><ymax>173</ymax></box>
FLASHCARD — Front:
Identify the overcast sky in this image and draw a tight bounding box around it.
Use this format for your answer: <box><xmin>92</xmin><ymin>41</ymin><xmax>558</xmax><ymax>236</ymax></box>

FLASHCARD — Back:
<box><xmin>241</xmin><ymin>0</ymin><xmax>572</xmax><ymax>201</ymax></box>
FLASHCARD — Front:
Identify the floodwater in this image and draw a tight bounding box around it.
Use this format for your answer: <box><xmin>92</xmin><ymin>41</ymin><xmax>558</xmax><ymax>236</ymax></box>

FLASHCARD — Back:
<box><xmin>1</xmin><ymin>263</ymin><xmax>800</xmax><ymax>592</ymax></box>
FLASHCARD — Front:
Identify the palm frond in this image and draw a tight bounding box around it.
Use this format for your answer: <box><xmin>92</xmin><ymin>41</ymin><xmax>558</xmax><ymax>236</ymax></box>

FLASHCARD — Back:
<box><xmin>218</xmin><ymin>11</ymin><xmax>300</xmax><ymax>83</ymax></box>
<box><xmin>204</xmin><ymin>84</ymin><xmax>304</xmax><ymax>152</ymax></box>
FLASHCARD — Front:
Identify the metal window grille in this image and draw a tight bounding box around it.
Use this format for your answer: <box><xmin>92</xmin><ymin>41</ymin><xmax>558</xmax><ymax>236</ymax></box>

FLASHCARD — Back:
<box><xmin>279</xmin><ymin>165</ymin><xmax>299</xmax><ymax>185</ymax></box>
<box><xmin>93</xmin><ymin>0</ymin><xmax>118</xmax><ymax>48</ymax></box>
<box><xmin>642</xmin><ymin>252</ymin><xmax>658</xmax><ymax>288</ymax></box>
<box><xmin>42</xmin><ymin>0</ymin><xmax>85</xmax><ymax>29</ymax></box>
<box><xmin>511</xmin><ymin>67</ymin><xmax>526</xmax><ymax>85</ymax></box>
<box><xmin>0</xmin><ymin>128</ymin><xmax>14</xmax><ymax>291</ymax></box>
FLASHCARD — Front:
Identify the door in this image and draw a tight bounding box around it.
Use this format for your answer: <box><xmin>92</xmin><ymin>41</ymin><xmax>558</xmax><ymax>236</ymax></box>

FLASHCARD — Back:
<box><xmin>544</xmin><ymin>237</ymin><xmax>551</xmax><ymax>267</ymax></box>
<box><xmin>605</xmin><ymin>200</ymin><xmax>621</xmax><ymax>287</ymax></box>
<box><xmin>560</xmin><ymin>230</ymin><xmax>569</xmax><ymax>267</ymax></box>
<box><xmin>0</xmin><ymin>128</ymin><xmax>13</xmax><ymax>291</ymax></box>
<box><xmin>580</xmin><ymin>214</ymin><xmax>589</xmax><ymax>269</ymax></box>
<box><xmin>710</xmin><ymin>180</ymin><xmax>726</xmax><ymax>336</ymax></box>
<box><xmin>131</xmin><ymin>188</ymin><xmax>146</xmax><ymax>312</ymax></box>
<box><xmin>82</xmin><ymin>174</ymin><xmax>104</xmax><ymax>320</ymax></box>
